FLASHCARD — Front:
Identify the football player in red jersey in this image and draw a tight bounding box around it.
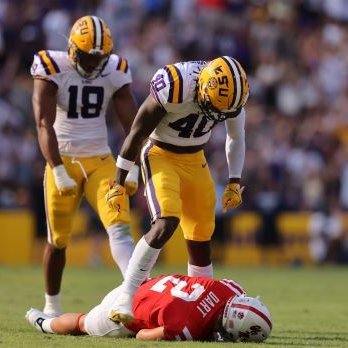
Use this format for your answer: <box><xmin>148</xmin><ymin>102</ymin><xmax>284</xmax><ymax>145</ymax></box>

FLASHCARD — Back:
<box><xmin>25</xmin><ymin>274</ymin><xmax>272</xmax><ymax>342</ymax></box>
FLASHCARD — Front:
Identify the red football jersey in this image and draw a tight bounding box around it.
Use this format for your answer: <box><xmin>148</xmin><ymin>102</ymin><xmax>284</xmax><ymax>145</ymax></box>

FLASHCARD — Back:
<box><xmin>125</xmin><ymin>274</ymin><xmax>245</xmax><ymax>341</ymax></box>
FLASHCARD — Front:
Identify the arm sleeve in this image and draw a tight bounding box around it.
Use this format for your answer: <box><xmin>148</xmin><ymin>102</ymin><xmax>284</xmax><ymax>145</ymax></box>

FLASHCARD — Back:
<box><xmin>225</xmin><ymin>108</ymin><xmax>246</xmax><ymax>178</ymax></box>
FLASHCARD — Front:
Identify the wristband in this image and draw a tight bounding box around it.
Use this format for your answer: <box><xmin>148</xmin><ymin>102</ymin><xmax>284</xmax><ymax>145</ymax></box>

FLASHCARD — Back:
<box><xmin>116</xmin><ymin>155</ymin><xmax>135</xmax><ymax>171</ymax></box>
<box><xmin>126</xmin><ymin>164</ymin><xmax>139</xmax><ymax>182</ymax></box>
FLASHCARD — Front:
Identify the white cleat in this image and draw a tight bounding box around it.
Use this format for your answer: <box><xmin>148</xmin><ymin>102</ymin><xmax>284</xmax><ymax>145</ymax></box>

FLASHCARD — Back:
<box><xmin>25</xmin><ymin>308</ymin><xmax>51</xmax><ymax>333</ymax></box>
<box><xmin>108</xmin><ymin>293</ymin><xmax>134</xmax><ymax>324</ymax></box>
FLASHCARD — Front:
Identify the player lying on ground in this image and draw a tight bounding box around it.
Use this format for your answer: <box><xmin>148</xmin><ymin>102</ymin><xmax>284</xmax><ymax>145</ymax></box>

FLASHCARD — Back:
<box><xmin>26</xmin><ymin>274</ymin><xmax>272</xmax><ymax>342</ymax></box>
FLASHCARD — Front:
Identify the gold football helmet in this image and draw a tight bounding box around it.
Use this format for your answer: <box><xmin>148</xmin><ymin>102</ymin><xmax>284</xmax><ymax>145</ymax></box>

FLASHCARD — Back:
<box><xmin>68</xmin><ymin>16</ymin><xmax>113</xmax><ymax>79</ymax></box>
<box><xmin>197</xmin><ymin>56</ymin><xmax>249</xmax><ymax>121</ymax></box>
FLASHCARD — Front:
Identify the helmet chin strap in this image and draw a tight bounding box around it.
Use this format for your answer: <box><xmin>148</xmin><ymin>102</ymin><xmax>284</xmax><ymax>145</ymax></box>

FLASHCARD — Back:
<box><xmin>76</xmin><ymin>62</ymin><xmax>104</xmax><ymax>79</ymax></box>
<box><xmin>74</xmin><ymin>53</ymin><xmax>110</xmax><ymax>79</ymax></box>
<box><xmin>76</xmin><ymin>64</ymin><xmax>89</xmax><ymax>78</ymax></box>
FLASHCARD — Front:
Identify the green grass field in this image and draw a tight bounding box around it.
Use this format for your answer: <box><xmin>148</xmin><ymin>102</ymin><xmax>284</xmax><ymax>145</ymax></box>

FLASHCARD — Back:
<box><xmin>1</xmin><ymin>265</ymin><xmax>347</xmax><ymax>348</ymax></box>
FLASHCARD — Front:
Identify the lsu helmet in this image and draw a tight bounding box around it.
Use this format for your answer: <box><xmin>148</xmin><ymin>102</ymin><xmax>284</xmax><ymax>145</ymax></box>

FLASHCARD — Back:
<box><xmin>197</xmin><ymin>56</ymin><xmax>249</xmax><ymax>121</ymax></box>
<box><xmin>68</xmin><ymin>16</ymin><xmax>113</xmax><ymax>79</ymax></box>
<box><xmin>220</xmin><ymin>295</ymin><xmax>272</xmax><ymax>342</ymax></box>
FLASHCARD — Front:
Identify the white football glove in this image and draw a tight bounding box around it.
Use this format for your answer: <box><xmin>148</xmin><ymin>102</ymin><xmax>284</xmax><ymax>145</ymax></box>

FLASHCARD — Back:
<box><xmin>124</xmin><ymin>164</ymin><xmax>139</xmax><ymax>196</ymax></box>
<box><xmin>52</xmin><ymin>164</ymin><xmax>78</xmax><ymax>196</ymax></box>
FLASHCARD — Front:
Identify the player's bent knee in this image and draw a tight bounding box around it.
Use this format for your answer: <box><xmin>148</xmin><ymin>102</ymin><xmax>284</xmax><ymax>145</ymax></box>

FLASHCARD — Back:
<box><xmin>51</xmin><ymin>237</ymin><xmax>69</xmax><ymax>250</ymax></box>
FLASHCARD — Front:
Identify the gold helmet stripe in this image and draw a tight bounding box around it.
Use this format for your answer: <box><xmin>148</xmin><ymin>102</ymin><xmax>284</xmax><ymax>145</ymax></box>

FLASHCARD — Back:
<box><xmin>232</xmin><ymin>58</ymin><xmax>248</xmax><ymax>108</ymax></box>
<box><xmin>222</xmin><ymin>56</ymin><xmax>242</xmax><ymax>110</ymax></box>
<box><xmin>99</xmin><ymin>18</ymin><xmax>104</xmax><ymax>50</ymax></box>
<box><xmin>231</xmin><ymin>57</ymin><xmax>247</xmax><ymax>108</ymax></box>
<box><xmin>90</xmin><ymin>16</ymin><xmax>103</xmax><ymax>51</ymax></box>
<box><xmin>164</xmin><ymin>65</ymin><xmax>183</xmax><ymax>103</ymax></box>
<box><xmin>89</xmin><ymin>16</ymin><xmax>97</xmax><ymax>49</ymax></box>
<box><xmin>38</xmin><ymin>50</ymin><xmax>60</xmax><ymax>75</ymax></box>
<box><xmin>220</xmin><ymin>56</ymin><xmax>237</xmax><ymax>109</ymax></box>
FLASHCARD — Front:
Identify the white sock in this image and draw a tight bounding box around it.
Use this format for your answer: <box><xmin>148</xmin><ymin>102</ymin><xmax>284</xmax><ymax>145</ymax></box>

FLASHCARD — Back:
<box><xmin>107</xmin><ymin>223</ymin><xmax>134</xmax><ymax>277</ymax></box>
<box><xmin>41</xmin><ymin>318</ymin><xmax>54</xmax><ymax>333</ymax></box>
<box><xmin>44</xmin><ymin>293</ymin><xmax>62</xmax><ymax>316</ymax></box>
<box><xmin>121</xmin><ymin>236</ymin><xmax>161</xmax><ymax>295</ymax></box>
<box><xmin>188</xmin><ymin>263</ymin><xmax>213</xmax><ymax>278</ymax></box>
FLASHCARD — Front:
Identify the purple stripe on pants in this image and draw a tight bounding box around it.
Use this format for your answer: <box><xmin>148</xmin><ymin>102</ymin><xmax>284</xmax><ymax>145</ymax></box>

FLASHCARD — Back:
<box><xmin>142</xmin><ymin>141</ymin><xmax>161</xmax><ymax>220</ymax></box>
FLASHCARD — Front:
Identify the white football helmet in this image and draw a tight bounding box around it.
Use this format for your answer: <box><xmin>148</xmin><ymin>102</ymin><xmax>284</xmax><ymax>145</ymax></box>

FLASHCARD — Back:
<box><xmin>221</xmin><ymin>295</ymin><xmax>272</xmax><ymax>342</ymax></box>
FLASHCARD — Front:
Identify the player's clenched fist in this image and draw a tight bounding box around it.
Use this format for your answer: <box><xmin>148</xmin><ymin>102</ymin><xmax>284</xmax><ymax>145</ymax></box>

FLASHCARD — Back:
<box><xmin>106</xmin><ymin>182</ymin><xmax>127</xmax><ymax>212</ymax></box>
<box><xmin>222</xmin><ymin>183</ymin><xmax>245</xmax><ymax>213</ymax></box>
<box><xmin>52</xmin><ymin>164</ymin><xmax>78</xmax><ymax>196</ymax></box>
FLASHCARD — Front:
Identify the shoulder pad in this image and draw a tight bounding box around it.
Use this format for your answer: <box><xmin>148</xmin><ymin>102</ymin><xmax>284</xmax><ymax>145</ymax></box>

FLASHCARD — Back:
<box><xmin>116</xmin><ymin>56</ymin><xmax>129</xmax><ymax>74</ymax></box>
<box><xmin>150</xmin><ymin>64</ymin><xmax>184</xmax><ymax>106</ymax></box>
<box><xmin>107</xmin><ymin>54</ymin><xmax>129</xmax><ymax>74</ymax></box>
<box><xmin>163</xmin><ymin>64</ymin><xmax>184</xmax><ymax>104</ymax></box>
<box><xmin>104</xmin><ymin>54</ymin><xmax>132</xmax><ymax>88</ymax></box>
<box><xmin>31</xmin><ymin>50</ymin><xmax>62</xmax><ymax>77</ymax></box>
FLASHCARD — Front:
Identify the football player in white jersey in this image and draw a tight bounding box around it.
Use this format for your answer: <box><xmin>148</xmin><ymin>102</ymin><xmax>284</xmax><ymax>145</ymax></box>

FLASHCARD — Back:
<box><xmin>105</xmin><ymin>56</ymin><xmax>249</xmax><ymax>323</ymax></box>
<box><xmin>31</xmin><ymin>16</ymin><xmax>139</xmax><ymax>317</ymax></box>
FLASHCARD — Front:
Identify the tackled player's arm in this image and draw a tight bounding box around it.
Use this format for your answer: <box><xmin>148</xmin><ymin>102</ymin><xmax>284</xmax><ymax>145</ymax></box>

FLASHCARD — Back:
<box><xmin>136</xmin><ymin>326</ymin><xmax>165</xmax><ymax>341</ymax></box>
<box><xmin>32</xmin><ymin>78</ymin><xmax>62</xmax><ymax>168</ymax></box>
<box><xmin>116</xmin><ymin>95</ymin><xmax>166</xmax><ymax>185</ymax></box>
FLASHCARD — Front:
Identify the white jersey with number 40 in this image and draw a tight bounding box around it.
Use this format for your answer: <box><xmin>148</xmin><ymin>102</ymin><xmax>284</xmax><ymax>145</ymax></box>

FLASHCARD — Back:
<box><xmin>31</xmin><ymin>50</ymin><xmax>132</xmax><ymax>156</ymax></box>
<box><xmin>150</xmin><ymin>61</ymin><xmax>215</xmax><ymax>147</ymax></box>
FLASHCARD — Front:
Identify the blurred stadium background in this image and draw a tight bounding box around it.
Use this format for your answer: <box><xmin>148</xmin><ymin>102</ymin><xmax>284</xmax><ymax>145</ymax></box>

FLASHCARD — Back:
<box><xmin>1</xmin><ymin>0</ymin><xmax>348</xmax><ymax>269</ymax></box>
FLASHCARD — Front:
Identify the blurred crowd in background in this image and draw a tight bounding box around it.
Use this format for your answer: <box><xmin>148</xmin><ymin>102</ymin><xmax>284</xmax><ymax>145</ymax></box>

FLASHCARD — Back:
<box><xmin>1</xmin><ymin>0</ymin><xmax>348</xmax><ymax>263</ymax></box>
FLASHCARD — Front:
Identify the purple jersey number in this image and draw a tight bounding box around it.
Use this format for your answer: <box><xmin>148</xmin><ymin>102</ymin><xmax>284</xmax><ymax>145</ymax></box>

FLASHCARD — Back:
<box><xmin>152</xmin><ymin>74</ymin><xmax>166</xmax><ymax>92</ymax></box>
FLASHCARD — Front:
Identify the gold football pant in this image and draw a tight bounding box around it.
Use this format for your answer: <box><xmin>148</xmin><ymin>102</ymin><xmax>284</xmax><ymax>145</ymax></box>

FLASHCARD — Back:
<box><xmin>141</xmin><ymin>142</ymin><xmax>216</xmax><ymax>241</ymax></box>
<box><xmin>44</xmin><ymin>154</ymin><xmax>130</xmax><ymax>249</ymax></box>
